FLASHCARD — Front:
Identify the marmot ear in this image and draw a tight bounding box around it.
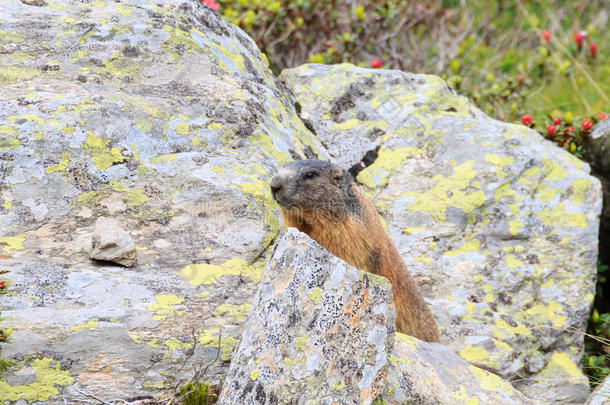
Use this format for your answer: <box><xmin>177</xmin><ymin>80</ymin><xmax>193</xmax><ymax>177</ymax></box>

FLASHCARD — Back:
<box><xmin>331</xmin><ymin>166</ymin><xmax>345</xmax><ymax>181</ymax></box>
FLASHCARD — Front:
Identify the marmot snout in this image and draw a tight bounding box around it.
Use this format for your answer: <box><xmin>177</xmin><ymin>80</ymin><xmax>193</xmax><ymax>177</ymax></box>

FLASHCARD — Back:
<box><xmin>270</xmin><ymin>159</ymin><xmax>440</xmax><ymax>342</ymax></box>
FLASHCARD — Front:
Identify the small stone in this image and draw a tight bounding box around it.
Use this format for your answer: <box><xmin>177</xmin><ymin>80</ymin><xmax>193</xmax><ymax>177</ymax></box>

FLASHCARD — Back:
<box><xmin>89</xmin><ymin>217</ymin><xmax>137</xmax><ymax>267</ymax></box>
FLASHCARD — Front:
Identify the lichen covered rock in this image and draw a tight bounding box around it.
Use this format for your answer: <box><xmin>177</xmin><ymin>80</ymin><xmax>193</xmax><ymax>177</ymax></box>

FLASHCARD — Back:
<box><xmin>219</xmin><ymin>229</ymin><xmax>395</xmax><ymax>405</ymax></box>
<box><xmin>382</xmin><ymin>333</ymin><xmax>541</xmax><ymax>405</ymax></box>
<box><xmin>0</xmin><ymin>0</ymin><xmax>325</xmax><ymax>402</ymax></box>
<box><xmin>280</xmin><ymin>63</ymin><xmax>602</xmax><ymax>403</ymax></box>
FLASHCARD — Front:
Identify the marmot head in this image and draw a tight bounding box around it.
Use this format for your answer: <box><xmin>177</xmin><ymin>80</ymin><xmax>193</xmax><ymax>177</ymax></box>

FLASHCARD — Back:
<box><xmin>270</xmin><ymin>160</ymin><xmax>358</xmax><ymax>218</ymax></box>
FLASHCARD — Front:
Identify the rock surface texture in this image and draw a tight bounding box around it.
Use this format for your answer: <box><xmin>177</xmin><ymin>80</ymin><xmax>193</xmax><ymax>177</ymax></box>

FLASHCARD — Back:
<box><xmin>0</xmin><ymin>0</ymin><xmax>325</xmax><ymax>402</ymax></box>
<box><xmin>281</xmin><ymin>64</ymin><xmax>602</xmax><ymax>404</ymax></box>
<box><xmin>89</xmin><ymin>217</ymin><xmax>137</xmax><ymax>267</ymax></box>
<box><xmin>219</xmin><ymin>229</ymin><xmax>395</xmax><ymax>405</ymax></box>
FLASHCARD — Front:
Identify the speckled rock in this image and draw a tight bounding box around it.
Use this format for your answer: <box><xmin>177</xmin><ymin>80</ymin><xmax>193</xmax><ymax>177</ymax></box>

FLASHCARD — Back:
<box><xmin>218</xmin><ymin>229</ymin><xmax>395</xmax><ymax>405</ymax></box>
<box><xmin>280</xmin><ymin>63</ymin><xmax>602</xmax><ymax>404</ymax></box>
<box><xmin>585</xmin><ymin>375</ymin><xmax>610</xmax><ymax>405</ymax></box>
<box><xmin>381</xmin><ymin>333</ymin><xmax>541</xmax><ymax>405</ymax></box>
<box><xmin>89</xmin><ymin>217</ymin><xmax>137</xmax><ymax>267</ymax></box>
<box><xmin>0</xmin><ymin>1</ymin><xmax>325</xmax><ymax>403</ymax></box>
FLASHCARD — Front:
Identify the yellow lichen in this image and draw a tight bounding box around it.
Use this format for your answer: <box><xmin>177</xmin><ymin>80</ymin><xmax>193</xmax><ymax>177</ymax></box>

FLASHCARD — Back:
<box><xmin>444</xmin><ymin>239</ymin><xmax>480</xmax><ymax>257</ymax></box>
<box><xmin>294</xmin><ymin>336</ymin><xmax>308</xmax><ymax>351</ymax></box>
<box><xmin>537</xmin><ymin>204</ymin><xmax>587</xmax><ymax>228</ymax></box>
<box><xmin>83</xmin><ymin>132</ymin><xmax>127</xmax><ymax>171</ymax></box>
<box><xmin>45</xmin><ymin>153</ymin><xmax>71</xmax><ymax>174</ymax></box>
<box><xmin>522</xmin><ymin>301</ymin><xmax>566</xmax><ymax>328</ymax></box>
<box><xmin>452</xmin><ymin>386</ymin><xmax>479</xmax><ymax>405</ymax></box>
<box><xmin>0</xmin><ymin>358</ymin><xmax>73</xmax><ymax>403</ymax></box>
<box><xmin>149</xmin><ymin>154</ymin><xmax>177</xmax><ymax>163</ymax></box>
<box><xmin>0</xmin><ymin>235</ymin><xmax>27</xmax><ymax>254</ymax></box>
<box><xmin>505</xmin><ymin>254</ymin><xmax>524</xmax><ymax>269</ymax></box>
<box><xmin>356</xmin><ymin>147</ymin><xmax>423</xmax><ymax>188</ymax></box>
<box><xmin>148</xmin><ymin>295</ymin><xmax>185</xmax><ymax>320</ymax></box>
<box><xmin>395</xmin><ymin>332</ymin><xmax>419</xmax><ymax>349</ymax></box>
<box><xmin>331</xmin><ymin>381</ymin><xmax>346</xmax><ymax>390</ymax></box>
<box><xmin>493</xmin><ymin>318</ymin><xmax>531</xmax><ymax>338</ymax></box>
<box><xmin>508</xmin><ymin>220</ymin><xmax>523</xmax><ymax>235</ymax></box>
<box><xmin>307</xmin><ymin>287</ymin><xmax>323</xmax><ymax>304</ymax></box>
<box><xmin>175</xmin><ymin>121</ymin><xmax>190</xmax><ymax>135</ymax></box>
<box><xmin>540</xmin><ymin>352</ymin><xmax>583</xmax><ymax>378</ymax></box>
<box><xmin>571</xmin><ymin>178</ymin><xmax>592</xmax><ymax>205</ymax></box>
<box><xmin>542</xmin><ymin>159</ymin><xmax>567</xmax><ymax>181</ymax></box>
<box><xmin>216</xmin><ymin>303</ymin><xmax>251</xmax><ymax>321</ymax></box>
<box><xmin>0</xmin><ymin>125</ymin><xmax>20</xmax><ymax>149</ymax></box>
<box><xmin>403</xmin><ymin>161</ymin><xmax>486</xmax><ymax>221</ymax></box>
<box><xmin>198</xmin><ymin>328</ymin><xmax>238</xmax><ymax>361</ymax></box>
<box><xmin>484</xmin><ymin>153</ymin><xmax>514</xmax><ymax>177</ymax></box>
<box><xmin>179</xmin><ymin>258</ymin><xmax>264</xmax><ymax>285</ymax></box>
<box><xmin>70</xmin><ymin>320</ymin><xmax>99</xmax><ymax>332</ymax></box>
<box><xmin>469</xmin><ymin>365</ymin><xmax>514</xmax><ymax>394</ymax></box>
<box><xmin>459</xmin><ymin>345</ymin><xmax>495</xmax><ymax>366</ymax></box>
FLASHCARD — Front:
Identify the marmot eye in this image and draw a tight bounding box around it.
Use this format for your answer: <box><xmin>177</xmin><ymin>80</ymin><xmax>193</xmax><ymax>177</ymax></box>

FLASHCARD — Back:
<box><xmin>304</xmin><ymin>171</ymin><xmax>317</xmax><ymax>180</ymax></box>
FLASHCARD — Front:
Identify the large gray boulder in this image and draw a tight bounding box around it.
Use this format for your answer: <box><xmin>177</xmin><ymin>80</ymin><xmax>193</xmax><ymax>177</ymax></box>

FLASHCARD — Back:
<box><xmin>219</xmin><ymin>229</ymin><xmax>395</xmax><ymax>404</ymax></box>
<box><xmin>0</xmin><ymin>0</ymin><xmax>325</xmax><ymax>402</ymax></box>
<box><xmin>280</xmin><ymin>63</ymin><xmax>602</xmax><ymax>403</ymax></box>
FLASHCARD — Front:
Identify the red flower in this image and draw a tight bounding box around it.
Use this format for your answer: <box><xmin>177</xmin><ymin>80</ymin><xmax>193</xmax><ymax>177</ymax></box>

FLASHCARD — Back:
<box><xmin>567</xmin><ymin>127</ymin><xmax>575</xmax><ymax>132</ymax></box>
<box><xmin>590</xmin><ymin>42</ymin><xmax>598</xmax><ymax>58</ymax></box>
<box><xmin>600</xmin><ymin>112</ymin><xmax>607</xmax><ymax>121</ymax></box>
<box><xmin>201</xmin><ymin>0</ymin><xmax>219</xmax><ymax>11</ymax></box>
<box><xmin>521</xmin><ymin>114</ymin><xmax>533</xmax><ymax>126</ymax></box>
<box><xmin>370</xmin><ymin>57</ymin><xmax>383</xmax><ymax>69</ymax></box>
<box><xmin>574</xmin><ymin>31</ymin><xmax>587</xmax><ymax>49</ymax></box>
<box><xmin>547</xmin><ymin>125</ymin><xmax>557</xmax><ymax>136</ymax></box>
<box><xmin>582</xmin><ymin>119</ymin><xmax>593</xmax><ymax>131</ymax></box>
<box><xmin>541</xmin><ymin>30</ymin><xmax>551</xmax><ymax>42</ymax></box>
<box><xmin>0</xmin><ymin>279</ymin><xmax>5</xmax><ymax>289</ymax></box>
<box><xmin>552</xmin><ymin>117</ymin><xmax>561</xmax><ymax>125</ymax></box>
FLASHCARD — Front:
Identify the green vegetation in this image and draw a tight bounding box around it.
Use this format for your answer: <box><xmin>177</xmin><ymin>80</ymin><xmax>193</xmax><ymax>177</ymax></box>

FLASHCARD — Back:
<box><xmin>211</xmin><ymin>1</ymin><xmax>607</xmax><ymax>124</ymax></box>
<box><xmin>205</xmin><ymin>0</ymin><xmax>609</xmax><ymax>386</ymax></box>
<box><xmin>179</xmin><ymin>382</ymin><xmax>218</xmax><ymax>405</ymax></box>
<box><xmin>585</xmin><ymin>262</ymin><xmax>610</xmax><ymax>387</ymax></box>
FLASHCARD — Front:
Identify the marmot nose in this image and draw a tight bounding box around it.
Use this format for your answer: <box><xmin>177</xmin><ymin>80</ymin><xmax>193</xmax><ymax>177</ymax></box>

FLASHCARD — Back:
<box><xmin>269</xmin><ymin>176</ymin><xmax>283</xmax><ymax>197</ymax></box>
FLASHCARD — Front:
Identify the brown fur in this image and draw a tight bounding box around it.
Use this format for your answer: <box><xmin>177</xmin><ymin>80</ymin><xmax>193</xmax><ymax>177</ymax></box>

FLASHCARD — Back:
<box><xmin>271</xmin><ymin>160</ymin><xmax>440</xmax><ymax>342</ymax></box>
